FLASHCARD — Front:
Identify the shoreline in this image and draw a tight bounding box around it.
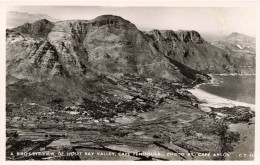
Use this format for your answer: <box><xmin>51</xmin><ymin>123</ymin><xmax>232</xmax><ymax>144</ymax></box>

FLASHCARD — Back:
<box><xmin>188</xmin><ymin>88</ymin><xmax>255</xmax><ymax>111</ymax></box>
<box><xmin>188</xmin><ymin>74</ymin><xmax>255</xmax><ymax>160</ymax></box>
<box><xmin>213</xmin><ymin>73</ymin><xmax>255</xmax><ymax>76</ymax></box>
<box><xmin>189</xmin><ymin>74</ymin><xmax>255</xmax><ymax>111</ymax></box>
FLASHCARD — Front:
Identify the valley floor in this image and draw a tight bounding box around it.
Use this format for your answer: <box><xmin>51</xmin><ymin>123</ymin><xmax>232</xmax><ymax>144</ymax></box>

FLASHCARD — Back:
<box><xmin>6</xmin><ymin>74</ymin><xmax>255</xmax><ymax>160</ymax></box>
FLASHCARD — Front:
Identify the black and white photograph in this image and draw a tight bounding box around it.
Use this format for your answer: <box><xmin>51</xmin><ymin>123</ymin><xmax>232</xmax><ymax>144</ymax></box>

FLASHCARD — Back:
<box><xmin>1</xmin><ymin>1</ymin><xmax>259</xmax><ymax>163</ymax></box>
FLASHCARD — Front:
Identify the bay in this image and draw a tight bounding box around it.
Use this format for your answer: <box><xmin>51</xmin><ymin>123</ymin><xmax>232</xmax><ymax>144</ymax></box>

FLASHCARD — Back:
<box><xmin>198</xmin><ymin>75</ymin><xmax>255</xmax><ymax>104</ymax></box>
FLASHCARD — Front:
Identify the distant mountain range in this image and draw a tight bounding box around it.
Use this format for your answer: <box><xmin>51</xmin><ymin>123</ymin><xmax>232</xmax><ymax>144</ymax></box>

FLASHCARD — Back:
<box><xmin>211</xmin><ymin>32</ymin><xmax>255</xmax><ymax>53</ymax></box>
<box><xmin>210</xmin><ymin>32</ymin><xmax>255</xmax><ymax>71</ymax></box>
<box><xmin>6</xmin><ymin>15</ymin><xmax>255</xmax><ymax>103</ymax></box>
<box><xmin>6</xmin><ymin>11</ymin><xmax>59</xmax><ymax>28</ymax></box>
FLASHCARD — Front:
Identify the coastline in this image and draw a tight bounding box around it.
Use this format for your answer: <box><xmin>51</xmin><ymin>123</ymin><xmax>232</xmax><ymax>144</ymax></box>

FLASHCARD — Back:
<box><xmin>188</xmin><ymin>88</ymin><xmax>255</xmax><ymax>111</ymax></box>
<box><xmin>188</xmin><ymin>74</ymin><xmax>255</xmax><ymax>160</ymax></box>
<box><xmin>213</xmin><ymin>73</ymin><xmax>256</xmax><ymax>76</ymax></box>
<box><xmin>189</xmin><ymin>74</ymin><xmax>255</xmax><ymax>111</ymax></box>
<box><xmin>6</xmin><ymin>73</ymin><xmax>255</xmax><ymax>160</ymax></box>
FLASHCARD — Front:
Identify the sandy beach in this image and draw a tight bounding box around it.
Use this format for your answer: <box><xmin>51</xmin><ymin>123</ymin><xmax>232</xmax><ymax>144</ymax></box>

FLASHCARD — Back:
<box><xmin>189</xmin><ymin>88</ymin><xmax>255</xmax><ymax>111</ymax></box>
<box><xmin>188</xmin><ymin>78</ymin><xmax>255</xmax><ymax>160</ymax></box>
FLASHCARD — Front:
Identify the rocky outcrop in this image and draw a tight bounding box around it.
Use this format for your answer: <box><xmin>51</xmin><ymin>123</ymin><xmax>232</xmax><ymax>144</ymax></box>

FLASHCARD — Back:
<box><xmin>175</xmin><ymin>30</ymin><xmax>204</xmax><ymax>44</ymax></box>
<box><xmin>145</xmin><ymin>29</ymin><xmax>233</xmax><ymax>73</ymax></box>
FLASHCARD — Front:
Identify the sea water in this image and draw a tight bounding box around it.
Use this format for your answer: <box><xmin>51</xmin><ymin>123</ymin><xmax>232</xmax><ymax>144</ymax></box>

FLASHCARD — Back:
<box><xmin>198</xmin><ymin>75</ymin><xmax>255</xmax><ymax>104</ymax></box>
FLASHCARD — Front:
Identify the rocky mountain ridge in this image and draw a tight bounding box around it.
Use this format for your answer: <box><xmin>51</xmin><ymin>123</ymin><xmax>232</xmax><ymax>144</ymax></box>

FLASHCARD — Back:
<box><xmin>6</xmin><ymin>15</ymin><xmax>256</xmax><ymax>161</ymax></box>
<box><xmin>6</xmin><ymin>15</ymin><xmax>255</xmax><ymax>102</ymax></box>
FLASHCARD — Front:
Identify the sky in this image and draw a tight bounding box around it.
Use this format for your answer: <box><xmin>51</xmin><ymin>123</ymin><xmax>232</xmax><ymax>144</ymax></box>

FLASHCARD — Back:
<box><xmin>7</xmin><ymin>6</ymin><xmax>256</xmax><ymax>37</ymax></box>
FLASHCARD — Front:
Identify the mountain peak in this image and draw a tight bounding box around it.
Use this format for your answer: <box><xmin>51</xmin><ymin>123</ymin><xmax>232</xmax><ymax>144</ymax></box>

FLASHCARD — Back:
<box><xmin>91</xmin><ymin>15</ymin><xmax>131</xmax><ymax>24</ymax></box>
<box><xmin>227</xmin><ymin>32</ymin><xmax>255</xmax><ymax>39</ymax></box>
<box><xmin>89</xmin><ymin>14</ymin><xmax>136</xmax><ymax>30</ymax></box>
<box><xmin>13</xmin><ymin>19</ymin><xmax>54</xmax><ymax>38</ymax></box>
<box><xmin>228</xmin><ymin>32</ymin><xmax>245</xmax><ymax>37</ymax></box>
<box><xmin>96</xmin><ymin>14</ymin><xmax>120</xmax><ymax>18</ymax></box>
<box><xmin>175</xmin><ymin>30</ymin><xmax>204</xmax><ymax>44</ymax></box>
<box><xmin>6</xmin><ymin>14</ymin><xmax>255</xmax><ymax>104</ymax></box>
<box><xmin>224</xmin><ymin>32</ymin><xmax>255</xmax><ymax>47</ymax></box>
<box><xmin>35</xmin><ymin>18</ymin><xmax>51</xmax><ymax>23</ymax></box>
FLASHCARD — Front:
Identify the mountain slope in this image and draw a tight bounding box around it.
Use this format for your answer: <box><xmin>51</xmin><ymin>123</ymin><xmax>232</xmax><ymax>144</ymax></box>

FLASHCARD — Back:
<box><xmin>225</xmin><ymin>32</ymin><xmax>255</xmax><ymax>48</ymax></box>
<box><xmin>6</xmin><ymin>16</ymin><xmax>187</xmax><ymax>102</ymax></box>
<box><xmin>211</xmin><ymin>32</ymin><xmax>255</xmax><ymax>74</ymax></box>
<box><xmin>145</xmin><ymin>29</ymin><xmax>234</xmax><ymax>73</ymax></box>
<box><xmin>7</xmin><ymin>15</ymin><xmax>254</xmax><ymax>102</ymax></box>
<box><xmin>7</xmin><ymin>17</ymin><xmax>186</xmax><ymax>83</ymax></box>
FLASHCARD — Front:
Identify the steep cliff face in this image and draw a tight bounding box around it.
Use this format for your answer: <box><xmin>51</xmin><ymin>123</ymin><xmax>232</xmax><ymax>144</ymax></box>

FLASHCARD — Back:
<box><xmin>7</xmin><ymin>16</ymin><xmax>189</xmax><ymax>102</ymax></box>
<box><xmin>175</xmin><ymin>30</ymin><xmax>204</xmax><ymax>44</ymax></box>
<box><xmin>145</xmin><ymin>29</ymin><xmax>235</xmax><ymax>73</ymax></box>
<box><xmin>6</xmin><ymin>33</ymin><xmax>61</xmax><ymax>82</ymax></box>
<box><xmin>7</xmin><ymin>17</ymin><xmax>187</xmax><ymax>83</ymax></box>
<box><xmin>46</xmin><ymin>16</ymin><xmax>184</xmax><ymax>81</ymax></box>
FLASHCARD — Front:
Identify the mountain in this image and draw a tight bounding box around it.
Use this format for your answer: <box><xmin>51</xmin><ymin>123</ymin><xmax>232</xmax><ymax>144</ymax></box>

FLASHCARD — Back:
<box><xmin>213</xmin><ymin>32</ymin><xmax>255</xmax><ymax>52</ymax></box>
<box><xmin>6</xmin><ymin>11</ymin><xmax>59</xmax><ymax>28</ymax></box>
<box><xmin>224</xmin><ymin>32</ymin><xmax>255</xmax><ymax>48</ymax></box>
<box><xmin>6</xmin><ymin>15</ymin><xmax>256</xmax><ymax>161</ymax></box>
<box><xmin>6</xmin><ymin>15</ymin><xmax>254</xmax><ymax>103</ymax></box>
<box><xmin>211</xmin><ymin>32</ymin><xmax>255</xmax><ymax>74</ymax></box>
<box><xmin>7</xmin><ymin>16</ymin><xmax>185</xmax><ymax>82</ymax></box>
<box><xmin>144</xmin><ymin>29</ymin><xmax>234</xmax><ymax>73</ymax></box>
